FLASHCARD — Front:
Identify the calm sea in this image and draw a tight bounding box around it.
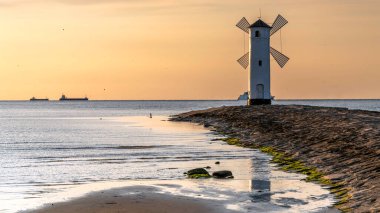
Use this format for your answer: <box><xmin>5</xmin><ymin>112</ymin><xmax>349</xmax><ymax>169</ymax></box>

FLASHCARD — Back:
<box><xmin>0</xmin><ymin>100</ymin><xmax>378</xmax><ymax>212</ymax></box>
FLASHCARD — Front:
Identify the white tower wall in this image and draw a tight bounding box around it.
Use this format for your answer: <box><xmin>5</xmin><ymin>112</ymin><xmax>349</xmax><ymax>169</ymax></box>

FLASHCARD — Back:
<box><xmin>248</xmin><ymin>26</ymin><xmax>271</xmax><ymax>105</ymax></box>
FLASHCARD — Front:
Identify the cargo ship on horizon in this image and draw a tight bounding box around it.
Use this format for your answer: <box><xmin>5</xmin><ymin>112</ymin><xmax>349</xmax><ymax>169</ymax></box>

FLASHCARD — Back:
<box><xmin>59</xmin><ymin>94</ymin><xmax>88</xmax><ymax>101</ymax></box>
<box><xmin>30</xmin><ymin>97</ymin><xmax>49</xmax><ymax>101</ymax></box>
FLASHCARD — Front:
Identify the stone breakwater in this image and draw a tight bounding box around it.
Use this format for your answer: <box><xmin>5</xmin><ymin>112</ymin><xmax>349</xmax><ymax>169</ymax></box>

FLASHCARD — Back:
<box><xmin>171</xmin><ymin>105</ymin><xmax>380</xmax><ymax>212</ymax></box>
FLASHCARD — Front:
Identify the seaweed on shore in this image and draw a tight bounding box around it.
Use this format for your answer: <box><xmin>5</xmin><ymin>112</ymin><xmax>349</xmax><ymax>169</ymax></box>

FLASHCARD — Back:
<box><xmin>221</xmin><ymin>138</ymin><xmax>241</xmax><ymax>146</ymax></box>
<box><xmin>186</xmin><ymin>168</ymin><xmax>212</xmax><ymax>179</ymax></box>
<box><xmin>220</xmin><ymin>137</ymin><xmax>351</xmax><ymax>212</ymax></box>
<box><xmin>259</xmin><ymin>146</ymin><xmax>330</xmax><ymax>183</ymax></box>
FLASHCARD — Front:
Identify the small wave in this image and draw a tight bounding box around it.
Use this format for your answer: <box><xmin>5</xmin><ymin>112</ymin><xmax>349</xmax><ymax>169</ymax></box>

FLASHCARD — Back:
<box><xmin>12</xmin><ymin>145</ymin><xmax>172</xmax><ymax>152</ymax></box>
<box><xmin>114</xmin><ymin>145</ymin><xmax>169</xmax><ymax>149</ymax></box>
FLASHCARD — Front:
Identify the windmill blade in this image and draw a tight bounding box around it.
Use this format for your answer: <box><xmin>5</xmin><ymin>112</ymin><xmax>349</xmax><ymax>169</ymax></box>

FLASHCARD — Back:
<box><xmin>237</xmin><ymin>52</ymin><xmax>250</xmax><ymax>69</ymax></box>
<box><xmin>236</xmin><ymin>17</ymin><xmax>250</xmax><ymax>34</ymax></box>
<box><xmin>270</xmin><ymin>14</ymin><xmax>288</xmax><ymax>36</ymax></box>
<box><xmin>270</xmin><ymin>47</ymin><xmax>289</xmax><ymax>68</ymax></box>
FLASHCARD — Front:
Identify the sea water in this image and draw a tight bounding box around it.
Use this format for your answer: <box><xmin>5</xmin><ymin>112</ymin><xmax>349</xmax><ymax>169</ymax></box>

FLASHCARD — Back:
<box><xmin>0</xmin><ymin>100</ymin><xmax>378</xmax><ymax>212</ymax></box>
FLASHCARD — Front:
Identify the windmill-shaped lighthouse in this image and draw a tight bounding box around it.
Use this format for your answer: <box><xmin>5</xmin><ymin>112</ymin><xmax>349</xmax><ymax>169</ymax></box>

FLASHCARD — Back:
<box><xmin>236</xmin><ymin>15</ymin><xmax>289</xmax><ymax>105</ymax></box>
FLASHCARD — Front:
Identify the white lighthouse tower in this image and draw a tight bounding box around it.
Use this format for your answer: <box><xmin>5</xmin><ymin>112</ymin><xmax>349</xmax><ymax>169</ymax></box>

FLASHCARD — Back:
<box><xmin>249</xmin><ymin>20</ymin><xmax>271</xmax><ymax>105</ymax></box>
<box><xmin>236</xmin><ymin>15</ymin><xmax>289</xmax><ymax>105</ymax></box>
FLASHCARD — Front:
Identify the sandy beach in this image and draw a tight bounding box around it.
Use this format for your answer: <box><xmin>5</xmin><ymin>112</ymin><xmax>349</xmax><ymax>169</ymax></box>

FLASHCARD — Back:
<box><xmin>27</xmin><ymin>186</ymin><xmax>234</xmax><ymax>213</ymax></box>
<box><xmin>172</xmin><ymin>105</ymin><xmax>380</xmax><ymax>212</ymax></box>
<box><xmin>27</xmin><ymin>183</ymin><xmax>340</xmax><ymax>213</ymax></box>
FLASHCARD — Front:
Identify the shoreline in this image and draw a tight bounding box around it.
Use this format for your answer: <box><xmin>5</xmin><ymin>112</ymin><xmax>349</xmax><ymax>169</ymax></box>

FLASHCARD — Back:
<box><xmin>26</xmin><ymin>186</ymin><xmax>233</xmax><ymax>213</ymax></box>
<box><xmin>24</xmin><ymin>178</ymin><xmax>337</xmax><ymax>213</ymax></box>
<box><xmin>171</xmin><ymin>105</ymin><xmax>380</xmax><ymax>212</ymax></box>
<box><xmin>23</xmin><ymin>177</ymin><xmax>338</xmax><ymax>213</ymax></box>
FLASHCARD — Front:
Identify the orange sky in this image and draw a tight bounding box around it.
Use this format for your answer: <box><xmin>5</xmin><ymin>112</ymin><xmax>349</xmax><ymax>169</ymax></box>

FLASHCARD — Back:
<box><xmin>0</xmin><ymin>0</ymin><xmax>379</xmax><ymax>100</ymax></box>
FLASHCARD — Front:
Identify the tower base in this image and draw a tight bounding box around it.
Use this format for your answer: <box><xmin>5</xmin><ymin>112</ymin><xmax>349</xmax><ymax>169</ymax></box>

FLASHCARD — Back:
<box><xmin>247</xmin><ymin>99</ymin><xmax>271</xmax><ymax>106</ymax></box>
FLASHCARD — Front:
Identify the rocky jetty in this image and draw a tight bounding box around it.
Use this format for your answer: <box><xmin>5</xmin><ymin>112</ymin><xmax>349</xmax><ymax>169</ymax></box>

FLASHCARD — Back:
<box><xmin>171</xmin><ymin>105</ymin><xmax>380</xmax><ymax>212</ymax></box>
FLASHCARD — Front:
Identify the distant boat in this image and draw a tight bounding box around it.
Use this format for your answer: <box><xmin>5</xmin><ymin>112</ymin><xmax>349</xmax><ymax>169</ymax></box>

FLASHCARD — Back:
<box><xmin>237</xmin><ymin>93</ymin><xmax>275</xmax><ymax>101</ymax></box>
<box><xmin>59</xmin><ymin>94</ymin><xmax>88</xmax><ymax>101</ymax></box>
<box><xmin>237</xmin><ymin>92</ymin><xmax>249</xmax><ymax>100</ymax></box>
<box><xmin>30</xmin><ymin>97</ymin><xmax>49</xmax><ymax>101</ymax></box>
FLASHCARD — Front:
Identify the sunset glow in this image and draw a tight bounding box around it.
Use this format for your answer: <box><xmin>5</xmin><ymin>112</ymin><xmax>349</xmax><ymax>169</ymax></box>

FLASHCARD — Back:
<box><xmin>0</xmin><ymin>0</ymin><xmax>379</xmax><ymax>100</ymax></box>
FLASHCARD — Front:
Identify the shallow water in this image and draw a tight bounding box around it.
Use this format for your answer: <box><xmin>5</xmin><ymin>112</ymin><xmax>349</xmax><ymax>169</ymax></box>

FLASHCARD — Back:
<box><xmin>1</xmin><ymin>100</ymin><xmax>378</xmax><ymax>212</ymax></box>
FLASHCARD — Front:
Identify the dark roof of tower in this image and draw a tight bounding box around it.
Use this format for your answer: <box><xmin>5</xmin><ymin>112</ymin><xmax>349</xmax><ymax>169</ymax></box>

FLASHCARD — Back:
<box><xmin>250</xmin><ymin>19</ymin><xmax>271</xmax><ymax>28</ymax></box>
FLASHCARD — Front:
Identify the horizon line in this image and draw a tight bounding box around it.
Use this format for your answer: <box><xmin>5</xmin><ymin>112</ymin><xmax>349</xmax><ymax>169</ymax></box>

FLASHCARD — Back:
<box><xmin>0</xmin><ymin>98</ymin><xmax>379</xmax><ymax>102</ymax></box>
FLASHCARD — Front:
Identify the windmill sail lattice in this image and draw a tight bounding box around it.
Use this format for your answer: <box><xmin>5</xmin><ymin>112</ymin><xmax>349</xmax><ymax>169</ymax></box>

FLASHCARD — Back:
<box><xmin>270</xmin><ymin>47</ymin><xmax>289</xmax><ymax>68</ymax></box>
<box><xmin>236</xmin><ymin>15</ymin><xmax>289</xmax><ymax>69</ymax></box>
<box><xmin>237</xmin><ymin>52</ymin><xmax>250</xmax><ymax>69</ymax></box>
<box><xmin>236</xmin><ymin>17</ymin><xmax>250</xmax><ymax>34</ymax></box>
<box><xmin>270</xmin><ymin>15</ymin><xmax>288</xmax><ymax>36</ymax></box>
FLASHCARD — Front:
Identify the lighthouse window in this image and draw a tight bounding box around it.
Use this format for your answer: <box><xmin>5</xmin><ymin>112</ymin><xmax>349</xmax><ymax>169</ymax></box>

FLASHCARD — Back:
<box><xmin>258</xmin><ymin>60</ymin><xmax>262</xmax><ymax>66</ymax></box>
<box><xmin>255</xmin><ymin>30</ymin><xmax>260</xmax><ymax>37</ymax></box>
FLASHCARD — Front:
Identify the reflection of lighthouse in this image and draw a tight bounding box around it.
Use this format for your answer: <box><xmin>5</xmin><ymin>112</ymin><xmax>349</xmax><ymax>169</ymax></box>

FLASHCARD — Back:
<box><xmin>249</xmin><ymin>157</ymin><xmax>271</xmax><ymax>202</ymax></box>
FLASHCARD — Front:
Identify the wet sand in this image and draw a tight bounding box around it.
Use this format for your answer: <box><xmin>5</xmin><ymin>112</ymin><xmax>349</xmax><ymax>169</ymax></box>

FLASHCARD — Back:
<box><xmin>171</xmin><ymin>105</ymin><xmax>380</xmax><ymax>212</ymax></box>
<box><xmin>28</xmin><ymin>186</ymin><xmax>233</xmax><ymax>213</ymax></box>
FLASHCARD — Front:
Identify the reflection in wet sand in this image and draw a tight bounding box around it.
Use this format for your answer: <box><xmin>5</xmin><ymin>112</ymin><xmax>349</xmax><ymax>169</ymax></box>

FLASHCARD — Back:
<box><xmin>250</xmin><ymin>157</ymin><xmax>271</xmax><ymax>203</ymax></box>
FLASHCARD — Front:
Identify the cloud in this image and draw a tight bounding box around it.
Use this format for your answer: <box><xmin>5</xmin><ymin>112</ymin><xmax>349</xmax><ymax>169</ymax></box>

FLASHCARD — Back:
<box><xmin>55</xmin><ymin>0</ymin><xmax>154</xmax><ymax>5</ymax></box>
<box><xmin>0</xmin><ymin>0</ymin><xmax>216</xmax><ymax>7</ymax></box>
<box><xmin>0</xmin><ymin>0</ymin><xmax>220</xmax><ymax>16</ymax></box>
<box><xmin>0</xmin><ymin>0</ymin><xmax>154</xmax><ymax>8</ymax></box>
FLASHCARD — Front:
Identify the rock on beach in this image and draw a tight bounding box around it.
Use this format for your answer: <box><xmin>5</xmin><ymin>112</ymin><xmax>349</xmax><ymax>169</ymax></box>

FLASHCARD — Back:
<box><xmin>186</xmin><ymin>168</ymin><xmax>211</xmax><ymax>178</ymax></box>
<box><xmin>212</xmin><ymin>170</ymin><xmax>233</xmax><ymax>179</ymax></box>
